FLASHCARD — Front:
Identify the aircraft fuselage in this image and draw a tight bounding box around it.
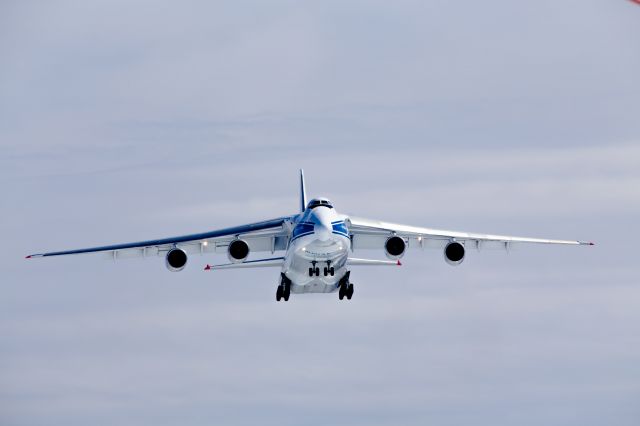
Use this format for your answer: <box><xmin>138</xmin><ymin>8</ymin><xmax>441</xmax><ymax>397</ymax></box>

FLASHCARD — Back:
<box><xmin>283</xmin><ymin>203</ymin><xmax>350</xmax><ymax>293</ymax></box>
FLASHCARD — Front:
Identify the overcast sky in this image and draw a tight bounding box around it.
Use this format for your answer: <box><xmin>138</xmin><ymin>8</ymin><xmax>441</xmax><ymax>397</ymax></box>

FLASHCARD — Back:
<box><xmin>1</xmin><ymin>1</ymin><xmax>639</xmax><ymax>425</ymax></box>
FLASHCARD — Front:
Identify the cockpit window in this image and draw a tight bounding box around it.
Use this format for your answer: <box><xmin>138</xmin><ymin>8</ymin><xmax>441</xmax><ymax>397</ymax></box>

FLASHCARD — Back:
<box><xmin>307</xmin><ymin>199</ymin><xmax>333</xmax><ymax>209</ymax></box>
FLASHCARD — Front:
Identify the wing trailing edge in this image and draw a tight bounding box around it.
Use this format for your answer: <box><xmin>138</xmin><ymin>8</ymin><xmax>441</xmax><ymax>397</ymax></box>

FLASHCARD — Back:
<box><xmin>204</xmin><ymin>256</ymin><xmax>285</xmax><ymax>270</ymax></box>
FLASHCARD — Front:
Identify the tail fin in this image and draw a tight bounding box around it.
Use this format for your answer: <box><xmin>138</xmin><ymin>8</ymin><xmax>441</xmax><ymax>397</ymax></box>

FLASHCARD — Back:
<box><xmin>299</xmin><ymin>169</ymin><xmax>307</xmax><ymax>212</ymax></box>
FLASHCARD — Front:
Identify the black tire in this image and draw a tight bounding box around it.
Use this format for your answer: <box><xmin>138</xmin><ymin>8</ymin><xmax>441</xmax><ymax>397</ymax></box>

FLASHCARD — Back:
<box><xmin>329</xmin><ymin>267</ymin><xmax>335</xmax><ymax>276</ymax></box>
<box><xmin>284</xmin><ymin>285</ymin><xmax>290</xmax><ymax>301</ymax></box>
<box><xmin>308</xmin><ymin>267</ymin><xmax>314</xmax><ymax>277</ymax></box>
<box><xmin>323</xmin><ymin>267</ymin><xmax>328</xmax><ymax>276</ymax></box>
<box><xmin>276</xmin><ymin>286</ymin><xmax>283</xmax><ymax>301</ymax></box>
<box><xmin>338</xmin><ymin>285</ymin><xmax>345</xmax><ymax>300</ymax></box>
<box><xmin>346</xmin><ymin>284</ymin><xmax>354</xmax><ymax>300</ymax></box>
<box><xmin>315</xmin><ymin>267</ymin><xmax>320</xmax><ymax>276</ymax></box>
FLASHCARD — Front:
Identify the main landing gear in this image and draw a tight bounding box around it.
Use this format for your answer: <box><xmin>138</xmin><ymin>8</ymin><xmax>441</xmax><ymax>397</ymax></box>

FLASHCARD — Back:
<box><xmin>276</xmin><ymin>273</ymin><xmax>291</xmax><ymax>302</ymax></box>
<box><xmin>308</xmin><ymin>261</ymin><xmax>334</xmax><ymax>277</ymax></box>
<box><xmin>338</xmin><ymin>271</ymin><xmax>354</xmax><ymax>301</ymax></box>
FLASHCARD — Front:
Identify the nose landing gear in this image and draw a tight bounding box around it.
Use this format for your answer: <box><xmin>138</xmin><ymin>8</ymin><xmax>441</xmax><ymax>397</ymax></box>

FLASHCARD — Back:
<box><xmin>323</xmin><ymin>261</ymin><xmax>335</xmax><ymax>277</ymax></box>
<box><xmin>308</xmin><ymin>261</ymin><xmax>320</xmax><ymax>277</ymax></box>
<box><xmin>309</xmin><ymin>260</ymin><xmax>335</xmax><ymax>277</ymax></box>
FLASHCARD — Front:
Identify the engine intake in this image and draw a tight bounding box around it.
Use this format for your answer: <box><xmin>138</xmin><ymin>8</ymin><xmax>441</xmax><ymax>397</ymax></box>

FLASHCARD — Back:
<box><xmin>385</xmin><ymin>236</ymin><xmax>406</xmax><ymax>260</ymax></box>
<box><xmin>228</xmin><ymin>239</ymin><xmax>250</xmax><ymax>263</ymax></box>
<box><xmin>444</xmin><ymin>241</ymin><xmax>465</xmax><ymax>266</ymax></box>
<box><xmin>166</xmin><ymin>248</ymin><xmax>188</xmax><ymax>272</ymax></box>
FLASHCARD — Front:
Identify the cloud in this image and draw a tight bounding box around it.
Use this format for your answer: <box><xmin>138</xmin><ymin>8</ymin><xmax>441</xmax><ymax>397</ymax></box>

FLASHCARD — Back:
<box><xmin>1</xmin><ymin>1</ymin><xmax>639</xmax><ymax>425</ymax></box>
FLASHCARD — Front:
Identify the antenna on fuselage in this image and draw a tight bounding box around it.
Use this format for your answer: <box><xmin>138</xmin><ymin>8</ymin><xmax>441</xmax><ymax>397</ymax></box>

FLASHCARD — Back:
<box><xmin>299</xmin><ymin>169</ymin><xmax>307</xmax><ymax>213</ymax></box>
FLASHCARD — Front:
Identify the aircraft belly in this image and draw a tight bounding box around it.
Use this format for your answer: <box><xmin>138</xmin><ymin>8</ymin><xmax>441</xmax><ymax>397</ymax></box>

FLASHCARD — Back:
<box><xmin>284</xmin><ymin>233</ymin><xmax>350</xmax><ymax>294</ymax></box>
<box><xmin>290</xmin><ymin>280</ymin><xmax>337</xmax><ymax>294</ymax></box>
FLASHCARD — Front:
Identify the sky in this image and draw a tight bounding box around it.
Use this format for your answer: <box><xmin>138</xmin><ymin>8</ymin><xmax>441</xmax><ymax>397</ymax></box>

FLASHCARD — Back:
<box><xmin>1</xmin><ymin>1</ymin><xmax>639</xmax><ymax>425</ymax></box>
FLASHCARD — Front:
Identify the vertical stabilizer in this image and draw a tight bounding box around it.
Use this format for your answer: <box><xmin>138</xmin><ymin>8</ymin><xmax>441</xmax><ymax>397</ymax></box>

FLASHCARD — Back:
<box><xmin>299</xmin><ymin>169</ymin><xmax>307</xmax><ymax>212</ymax></box>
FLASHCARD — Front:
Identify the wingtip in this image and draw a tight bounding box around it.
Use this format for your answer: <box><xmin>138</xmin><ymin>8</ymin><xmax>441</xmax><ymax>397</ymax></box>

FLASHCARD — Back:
<box><xmin>204</xmin><ymin>264</ymin><xmax>211</xmax><ymax>271</ymax></box>
<box><xmin>25</xmin><ymin>255</ymin><xmax>32</xmax><ymax>259</ymax></box>
<box><xmin>397</xmin><ymin>260</ymin><xmax>402</xmax><ymax>266</ymax></box>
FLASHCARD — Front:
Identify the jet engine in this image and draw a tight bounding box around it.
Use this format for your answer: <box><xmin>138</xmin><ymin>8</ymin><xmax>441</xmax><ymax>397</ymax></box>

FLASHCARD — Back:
<box><xmin>444</xmin><ymin>241</ymin><xmax>465</xmax><ymax>266</ymax></box>
<box><xmin>165</xmin><ymin>248</ymin><xmax>188</xmax><ymax>272</ymax></box>
<box><xmin>385</xmin><ymin>236</ymin><xmax>406</xmax><ymax>260</ymax></box>
<box><xmin>228</xmin><ymin>239</ymin><xmax>250</xmax><ymax>263</ymax></box>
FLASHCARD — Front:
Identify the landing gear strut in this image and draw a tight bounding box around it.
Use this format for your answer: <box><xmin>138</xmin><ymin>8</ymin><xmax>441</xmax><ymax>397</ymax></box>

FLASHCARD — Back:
<box><xmin>276</xmin><ymin>273</ymin><xmax>291</xmax><ymax>302</ymax></box>
<box><xmin>308</xmin><ymin>261</ymin><xmax>320</xmax><ymax>277</ymax></box>
<box><xmin>323</xmin><ymin>261</ymin><xmax>335</xmax><ymax>277</ymax></box>
<box><xmin>338</xmin><ymin>271</ymin><xmax>354</xmax><ymax>301</ymax></box>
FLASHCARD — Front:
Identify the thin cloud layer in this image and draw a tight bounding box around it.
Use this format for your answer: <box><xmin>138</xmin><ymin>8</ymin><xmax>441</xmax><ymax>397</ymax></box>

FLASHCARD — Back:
<box><xmin>1</xmin><ymin>1</ymin><xmax>639</xmax><ymax>425</ymax></box>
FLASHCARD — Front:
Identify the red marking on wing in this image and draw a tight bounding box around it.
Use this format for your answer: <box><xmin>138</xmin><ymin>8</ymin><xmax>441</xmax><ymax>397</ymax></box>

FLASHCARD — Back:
<box><xmin>204</xmin><ymin>264</ymin><xmax>211</xmax><ymax>270</ymax></box>
<box><xmin>25</xmin><ymin>255</ymin><xmax>32</xmax><ymax>259</ymax></box>
<box><xmin>397</xmin><ymin>260</ymin><xmax>402</xmax><ymax>266</ymax></box>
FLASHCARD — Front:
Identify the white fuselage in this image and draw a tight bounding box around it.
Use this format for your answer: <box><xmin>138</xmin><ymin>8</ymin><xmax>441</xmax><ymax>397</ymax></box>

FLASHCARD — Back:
<box><xmin>283</xmin><ymin>206</ymin><xmax>350</xmax><ymax>293</ymax></box>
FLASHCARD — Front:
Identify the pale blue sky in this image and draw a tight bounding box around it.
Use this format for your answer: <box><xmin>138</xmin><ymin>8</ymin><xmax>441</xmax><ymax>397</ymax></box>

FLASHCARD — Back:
<box><xmin>1</xmin><ymin>1</ymin><xmax>639</xmax><ymax>425</ymax></box>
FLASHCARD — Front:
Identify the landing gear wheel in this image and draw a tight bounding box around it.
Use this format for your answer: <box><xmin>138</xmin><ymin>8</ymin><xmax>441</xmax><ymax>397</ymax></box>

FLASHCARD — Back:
<box><xmin>279</xmin><ymin>273</ymin><xmax>291</xmax><ymax>302</ymax></box>
<box><xmin>315</xmin><ymin>267</ymin><xmax>320</xmax><ymax>276</ymax></box>
<box><xmin>329</xmin><ymin>267</ymin><xmax>335</xmax><ymax>276</ymax></box>
<box><xmin>338</xmin><ymin>270</ymin><xmax>351</xmax><ymax>301</ymax></box>
<box><xmin>323</xmin><ymin>267</ymin><xmax>328</xmax><ymax>276</ymax></box>
<box><xmin>308</xmin><ymin>267</ymin><xmax>314</xmax><ymax>277</ymax></box>
<box><xmin>346</xmin><ymin>283</ymin><xmax>354</xmax><ymax>300</ymax></box>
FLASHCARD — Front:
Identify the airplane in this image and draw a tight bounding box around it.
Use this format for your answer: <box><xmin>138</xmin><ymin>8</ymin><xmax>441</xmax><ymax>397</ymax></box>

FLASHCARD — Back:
<box><xmin>27</xmin><ymin>170</ymin><xmax>593</xmax><ymax>301</ymax></box>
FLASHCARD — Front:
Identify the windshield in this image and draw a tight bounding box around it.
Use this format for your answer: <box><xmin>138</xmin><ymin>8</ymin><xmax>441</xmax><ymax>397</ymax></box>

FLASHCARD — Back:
<box><xmin>307</xmin><ymin>199</ymin><xmax>333</xmax><ymax>209</ymax></box>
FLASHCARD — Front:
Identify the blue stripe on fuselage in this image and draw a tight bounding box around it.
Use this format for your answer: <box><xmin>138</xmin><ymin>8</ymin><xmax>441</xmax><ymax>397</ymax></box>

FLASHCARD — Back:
<box><xmin>332</xmin><ymin>222</ymin><xmax>348</xmax><ymax>235</ymax></box>
<box><xmin>292</xmin><ymin>223</ymin><xmax>314</xmax><ymax>238</ymax></box>
<box><xmin>291</xmin><ymin>220</ymin><xmax>349</xmax><ymax>243</ymax></box>
<box><xmin>290</xmin><ymin>231</ymin><xmax>315</xmax><ymax>243</ymax></box>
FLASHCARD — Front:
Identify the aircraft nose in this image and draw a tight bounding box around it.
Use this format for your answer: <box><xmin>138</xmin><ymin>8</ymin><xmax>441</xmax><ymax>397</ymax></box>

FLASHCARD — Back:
<box><xmin>312</xmin><ymin>210</ymin><xmax>333</xmax><ymax>241</ymax></box>
<box><xmin>315</xmin><ymin>221</ymin><xmax>331</xmax><ymax>241</ymax></box>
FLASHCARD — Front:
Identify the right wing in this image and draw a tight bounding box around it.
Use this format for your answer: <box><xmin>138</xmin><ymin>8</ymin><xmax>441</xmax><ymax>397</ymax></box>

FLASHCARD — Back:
<box><xmin>347</xmin><ymin>257</ymin><xmax>401</xmax><ymax>266</ymax></box>
<box><xmin>27</xmin><ymin>217</ymin><xmax>293</xmax><ymax>260</ymax></box>
<box><xmin>348</xmin><ymin>216</ymin><xmax>593</xmax><ymax>250</ymax></box>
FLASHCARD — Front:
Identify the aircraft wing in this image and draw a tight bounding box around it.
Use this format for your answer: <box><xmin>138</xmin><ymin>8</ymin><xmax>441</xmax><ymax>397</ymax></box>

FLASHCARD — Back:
<box><xmin>27</xmin><ymin>217</ymin><xmax>292</xmax><ymax>260</ymax></box>
<box><xmin>348</xmin><ymin>216</ymin><xmax>594</xmax><ymax>250</ymax></box>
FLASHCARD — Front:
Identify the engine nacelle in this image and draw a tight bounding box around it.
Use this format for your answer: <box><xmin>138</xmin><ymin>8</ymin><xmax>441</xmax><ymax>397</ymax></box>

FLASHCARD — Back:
<box><xmin>165</xmin><ymin>248</ymin><xmax>188</xmax><ymax>272</ymax></box>
<box><xmin>444</xmin><ymin>241</ymin><xmax>465</xmax><ymax>266</ymax></box>
<box><xmin>385</xmin><ymin>236</ymin><xmax>407</xmax><ymax>260</ymax></box>
<box><xmin>227</xmin><ymin>239</ymin><xmax>250</xmax><ymax>263</ymax></box>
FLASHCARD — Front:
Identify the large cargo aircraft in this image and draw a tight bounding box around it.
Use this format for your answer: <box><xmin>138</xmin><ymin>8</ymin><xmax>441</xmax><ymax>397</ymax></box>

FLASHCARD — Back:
<box><xmin>27</xmin><ymin>170</ymin><xmax>593</xmax><ymax>301</ymax></box>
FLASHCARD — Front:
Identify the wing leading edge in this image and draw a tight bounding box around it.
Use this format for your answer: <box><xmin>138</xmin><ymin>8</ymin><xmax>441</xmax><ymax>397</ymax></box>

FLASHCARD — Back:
<box><xmin>348</xmin><ymin>216</ymin><xmax>594</xmax><ymax>250</ymax></box>
<box><xmin>27</xmin><ymin>217</ymin><xmax>291</xmax><ymax>259</ymax></box>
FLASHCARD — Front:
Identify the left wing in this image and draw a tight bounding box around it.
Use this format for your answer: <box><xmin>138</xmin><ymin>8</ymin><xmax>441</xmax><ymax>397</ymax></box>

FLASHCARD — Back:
<box><xmin>27</xmin><ymin>217</ymin><xmax>292</xmax><ymax>260</ymax></box>
<box><xmin>348</xmin><ymin>216</ymin><xmax>594</xmax><ymax>250</ymax></box>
